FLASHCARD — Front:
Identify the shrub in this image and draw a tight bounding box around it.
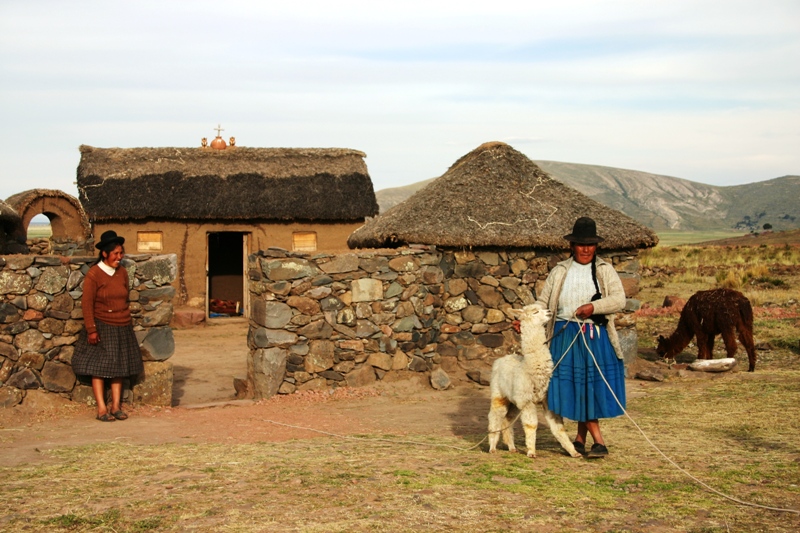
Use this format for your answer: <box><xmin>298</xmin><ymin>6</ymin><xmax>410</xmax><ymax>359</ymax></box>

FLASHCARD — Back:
<box><xmin>716</xmin><ymin>269</ymin><xmax>743</xmax><ymax>289</ymax></box>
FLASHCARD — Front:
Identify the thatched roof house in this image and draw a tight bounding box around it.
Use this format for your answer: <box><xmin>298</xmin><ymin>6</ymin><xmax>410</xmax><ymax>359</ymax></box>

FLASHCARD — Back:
<box><xmin>77</xmin><ymin>145</ymin><xmax>378</xmax><ymax>222</ymax></box>
<box><xmin>348</xmin><ymin>142</ymin><xmax>658</xmax><ymax>250</ymax></box>
<box><xmin>0</xmin><ymin>199</ymin><xmax>22</xmax><ymax>233</ymax></box>
<box><xmin>76</xmin><ymin>144</ymin><xmax>379</xmax><ymax>318</ymax></box>
<box><xmin>0</xmin><ymin>198</ymin><xmax>26</xmax><ymax>253</ymax></box>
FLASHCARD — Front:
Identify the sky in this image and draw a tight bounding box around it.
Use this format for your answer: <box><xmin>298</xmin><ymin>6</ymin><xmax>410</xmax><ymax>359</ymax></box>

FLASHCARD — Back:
<box><xmin>1</xmin><ymin>0</ymin><xmax>799</xmax><ymax>203</ymax></box>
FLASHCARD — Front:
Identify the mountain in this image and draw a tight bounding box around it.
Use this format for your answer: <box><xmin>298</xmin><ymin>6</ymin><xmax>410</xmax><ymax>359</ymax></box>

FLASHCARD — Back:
<box><xmin>374</xmin><ymin>178</ymin><xmax>436</xmax><ymax>213</ymax></box>
<box><xmin>374</xmin><ymin>161</ymin><xmax>800</xmax><ymax>232</ymax></box>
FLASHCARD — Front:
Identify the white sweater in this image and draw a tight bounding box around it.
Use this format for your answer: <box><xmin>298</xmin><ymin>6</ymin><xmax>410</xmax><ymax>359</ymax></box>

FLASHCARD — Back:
<box><xmin>536</xmin><ymin>257</ymin><xmax>627</xmax><ymax>359</ymax></box>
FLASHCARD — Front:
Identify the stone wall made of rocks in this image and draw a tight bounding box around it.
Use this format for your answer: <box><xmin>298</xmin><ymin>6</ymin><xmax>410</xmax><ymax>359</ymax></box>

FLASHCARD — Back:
<box><xmin>247</xmin><ymin>246</ymin><xmax>642</xmax><ymax>398</ymax></box>
<box><xmin>0</xmin><ymin>253</ymin><xmax>178</xmax><ymax>408</ymax></box>
<box><xmin>27</xmin><ymin>237</ymin><xmax>94</xmax><ymax>257</ymax></box>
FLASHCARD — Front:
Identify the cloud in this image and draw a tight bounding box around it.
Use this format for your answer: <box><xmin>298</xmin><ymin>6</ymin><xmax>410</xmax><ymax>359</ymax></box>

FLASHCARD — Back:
<box><xmin>1</xmin><ymin>0</ymin><xmax>798</xmax><ymax>201</ymax></box>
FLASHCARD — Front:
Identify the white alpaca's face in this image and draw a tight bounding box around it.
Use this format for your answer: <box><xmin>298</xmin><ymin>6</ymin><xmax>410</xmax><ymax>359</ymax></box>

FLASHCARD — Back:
<box><xmin>515</xmin><ymin>306</ymin><xmax>551</xmax><ymax>326</ymax></box>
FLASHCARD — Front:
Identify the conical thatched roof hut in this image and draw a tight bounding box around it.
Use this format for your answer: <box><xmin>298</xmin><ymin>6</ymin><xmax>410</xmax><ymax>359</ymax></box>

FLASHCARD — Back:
<box><xmin>0</xmin><ymin>198</ymin><xmax>26</xmax><ymax>253</ymax></box>
<box><xmin>348</xmin><ymin>142</ymin><xmax>658</xmax><ymax>250</ymax></box>
<box><xmin>0</xmin><ymin>199</ymin><xmax>21</xmax><ymax>229</ymax></box>
<box><xmin>77</xmin><ymin>145</ymin><xmax>378</xmax><ymax>222</ymax></box>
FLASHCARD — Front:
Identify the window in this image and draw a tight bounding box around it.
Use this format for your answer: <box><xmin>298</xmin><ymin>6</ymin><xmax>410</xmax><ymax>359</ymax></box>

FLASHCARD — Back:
<box><xmin>137</xmin><ymin>231</ymin><xmax>163</xmax><ymax>252</ymax></box>
<box><xmin>292</xmin><ymin>231</ymin><xmax>317</xmax><ymax>252</ymax></box>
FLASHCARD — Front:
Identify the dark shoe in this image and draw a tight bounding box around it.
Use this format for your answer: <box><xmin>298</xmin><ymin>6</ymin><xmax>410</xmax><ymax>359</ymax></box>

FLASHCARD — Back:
<box><xmin>587</xmin><ymin>443</ymin><xmax>608</xmax><ymax>458</ymax></box>
<box><xmin>111</xmin><ymin>410</ymin><xmax>128</xmax><ymax>421</ymax></box>
<box><xmin>572</xmin><ymin>440</ymin><xmax>586</xmax><ymax>455</ymax></box>
<box><xmin>96</xmin><ymin>413</ymin><xmax>116</xmax><ymax>422</ymax></box>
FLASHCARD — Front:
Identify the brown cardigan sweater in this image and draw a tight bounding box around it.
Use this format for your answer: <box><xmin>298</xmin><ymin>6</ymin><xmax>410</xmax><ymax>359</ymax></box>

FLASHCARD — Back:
<box><xmin>81</xmin><ymin>264</ymin><xmax>132</xmax><ymax>334</ymax></box>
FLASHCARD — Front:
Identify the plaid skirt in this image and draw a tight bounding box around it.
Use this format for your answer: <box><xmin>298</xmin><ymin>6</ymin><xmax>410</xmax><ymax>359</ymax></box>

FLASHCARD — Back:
<box><xmin>71</xmin><ymin>320</ymin><xmax>144</xmax><ymax>379</ymax></box>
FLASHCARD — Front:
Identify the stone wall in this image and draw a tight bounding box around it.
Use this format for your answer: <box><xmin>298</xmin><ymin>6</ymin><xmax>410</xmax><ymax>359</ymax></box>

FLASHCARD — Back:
<box><xmin>26</xmin><ymin>237</ymin><xmax>94</xmax><ymax>257</ymax></box>
<box><xmin>0</xmin><ymin>253</ymin><xmax>178</xmax><ymax>408</ymax></box>
<box><xmin>246</xmin><ymin>246</ymin><xmax>642</xmax><ymax>399</ymax></box>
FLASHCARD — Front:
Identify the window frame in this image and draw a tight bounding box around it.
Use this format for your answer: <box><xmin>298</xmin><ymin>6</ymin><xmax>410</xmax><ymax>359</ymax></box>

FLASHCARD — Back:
<box><xmin>292</xmin><ymin>231</ymin><xmax>317</xmax><ymax>252</ymax></box>
<box><xmin>137</xmin><ymin>231</ymin><xmax>164</xmax><ymax>252</ymax></box>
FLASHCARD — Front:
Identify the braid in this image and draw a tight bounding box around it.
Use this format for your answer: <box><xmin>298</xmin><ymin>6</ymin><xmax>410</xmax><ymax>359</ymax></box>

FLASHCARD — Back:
<box><xmin>589</xmin><ymin>254</ymin><xmax>609</xmax><ymax>325</ymax></box>
<box><xmin>591</xmin><ymin>255</ymin><xmax>600</xmax><ymax>295</ymax></box>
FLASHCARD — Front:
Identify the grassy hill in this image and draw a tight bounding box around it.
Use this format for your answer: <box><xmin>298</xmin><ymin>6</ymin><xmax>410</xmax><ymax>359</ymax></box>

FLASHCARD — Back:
<box><xmin>719</xmin><ymin>177</ymin><xmax>800</xmax><ymax>232</ymax></box>
<box><xmin>375</xmin><ymin>161</ymin><xmax>800</xmax><ymax>233</ymax></box>
<box><xmin>536</xmin><ymin>161</ymin><xmax>799</xmax><ymax>232</ymax></box>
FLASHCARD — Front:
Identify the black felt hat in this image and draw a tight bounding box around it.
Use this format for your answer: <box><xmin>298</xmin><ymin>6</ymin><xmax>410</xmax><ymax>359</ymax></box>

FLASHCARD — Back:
<box><xmin>95</xmin><ymin>230</ymin><xmax>125</xmax><ymax>250</ymax></box>
<box><xmin>563</xmin><ymin>217</ymin><xmax>604</xmax><ymax>244</ymax></box>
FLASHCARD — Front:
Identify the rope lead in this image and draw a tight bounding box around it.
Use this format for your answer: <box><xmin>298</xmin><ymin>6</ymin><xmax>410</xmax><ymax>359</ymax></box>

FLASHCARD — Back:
<box><xmin>573</xmin><ymin>318</ymin><xmax>799</xmax><ymax>515</ymax></box>
<box><xmin>262</xmin><ymin>315</ymin><xmax>799</xmax><ymax>515</ymax></box>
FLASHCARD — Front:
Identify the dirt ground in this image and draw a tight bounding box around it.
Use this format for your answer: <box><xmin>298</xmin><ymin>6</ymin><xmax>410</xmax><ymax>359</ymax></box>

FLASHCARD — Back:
<box><xmin>171</xmin><ymin>319</ymin><xmax>250</xmax><ymax>406</ymax></box>
<box><xmin>0</xmin><ymin>309</ymin><xmax>784</xmax><ymax>471</ymax></box>
<box><xmin>2</xmin><ymin>318</ymin><xmax>798</xmax><ymax>532</ymax></box>
<box><xmin>0</xmin><ymin>320</ymin><xmax>496</xmax><ymax>468</ymax></box>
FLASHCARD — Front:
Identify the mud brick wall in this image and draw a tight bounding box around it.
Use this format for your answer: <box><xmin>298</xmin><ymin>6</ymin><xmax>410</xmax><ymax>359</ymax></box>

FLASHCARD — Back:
<box><xmin>0</xmin><ymin>253</ymin><xmax>178</xmax><ymax>408</ymax></box>
<box><xmin>247</xmin><ymin>246</ymin><xmax>642</xmax><ymax>399</ymax></box>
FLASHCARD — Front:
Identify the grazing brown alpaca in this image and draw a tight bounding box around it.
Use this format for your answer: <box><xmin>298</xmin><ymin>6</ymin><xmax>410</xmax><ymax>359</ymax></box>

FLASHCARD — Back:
<box><xmin>656</xmin><ymin>288</ymin><xmax>757</xmax><ymax>372</ymax></box>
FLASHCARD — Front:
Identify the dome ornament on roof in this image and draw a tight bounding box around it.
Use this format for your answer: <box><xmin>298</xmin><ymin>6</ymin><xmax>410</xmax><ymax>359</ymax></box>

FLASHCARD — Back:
<box><xmin>200</xmin><ymin>126</ymin><xmax>238</xmax><ymax>149</ymax></box>
<box><xmin>203</xmin><ymin>124</ymin><xmax>227</xmax><ymax>150</ymax></box>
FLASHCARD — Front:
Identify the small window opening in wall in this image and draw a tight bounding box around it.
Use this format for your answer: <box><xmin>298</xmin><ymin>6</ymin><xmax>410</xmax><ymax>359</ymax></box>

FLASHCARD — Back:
<box><xmin>292</xmin><ymin>231</ymin><xmax>317</xmax><ymax>252</ymax></box>
<box><xmin>137</xmin><ymin>231</ymin><xmax>163</xmax><ymax>252</ymax></box>
<box><xmin>28</xmin><ymin>214</ymin><xmax>52</xmax><ymax>239</ymax></box>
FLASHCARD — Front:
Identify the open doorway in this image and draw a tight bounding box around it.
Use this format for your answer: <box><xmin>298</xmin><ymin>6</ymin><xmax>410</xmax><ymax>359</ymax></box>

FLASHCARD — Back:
<box><xmin>206</xmin><ymin>232</ymin><xmax>249</xmax><ymax>318</ymax></box>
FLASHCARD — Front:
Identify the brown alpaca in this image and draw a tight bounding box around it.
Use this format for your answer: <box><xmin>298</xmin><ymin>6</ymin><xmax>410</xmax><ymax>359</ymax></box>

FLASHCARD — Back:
<box><xmin>656</xmin><ymin>288</ymin><xmax>757</xmax><ymax>372</ymax></box>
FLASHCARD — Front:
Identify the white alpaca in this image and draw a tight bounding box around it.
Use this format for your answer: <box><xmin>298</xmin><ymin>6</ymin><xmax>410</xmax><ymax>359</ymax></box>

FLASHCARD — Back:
<box><xmin>488</xmin><ymin>305</ymin><xmax>581</xmax><ymax>458</ymax></box>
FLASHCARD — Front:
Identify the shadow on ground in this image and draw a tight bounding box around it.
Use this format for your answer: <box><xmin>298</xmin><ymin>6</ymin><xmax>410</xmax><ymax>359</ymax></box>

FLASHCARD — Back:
<box><xmin>171</xmin><ymin>365</ymin><xmax>191</xmax><ymax>406</ymax></box>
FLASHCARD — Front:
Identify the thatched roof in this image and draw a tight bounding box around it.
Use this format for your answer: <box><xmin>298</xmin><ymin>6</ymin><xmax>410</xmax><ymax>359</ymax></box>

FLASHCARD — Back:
<box><xmin>348</xmin><ymin>142</ymin><xmax>658</xmax><ymax>251</ymax></box>
<box><xmin>77</xmin><ymin>145</ymin><xmax>379</xmax><ymax>222</ymax></box>
<box><xmin>0</xmin><ymin>198</ymin><xmax>25</xmax><ymax>241</ymax></box>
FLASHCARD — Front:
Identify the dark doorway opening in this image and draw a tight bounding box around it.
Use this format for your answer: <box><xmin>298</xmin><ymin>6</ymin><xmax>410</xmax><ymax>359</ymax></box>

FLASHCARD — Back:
<box><xmin>207</xmin><ymin>232</ymin><xmax>247</xmax><ymax>317</ymax></box>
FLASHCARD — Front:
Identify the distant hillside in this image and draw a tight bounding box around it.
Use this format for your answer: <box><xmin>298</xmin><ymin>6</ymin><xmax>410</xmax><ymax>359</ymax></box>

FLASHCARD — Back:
<box><xmin>694</xmin><ymin>228</ymin><xmax>800</xmax><ymax>247</ymax></box>
<box><xmin>375</xmin><ymin>161</ymin><xmax>800</xmax><ymax>232</ymax></box>
<box><xmin>536</xmin><ymin>161</ymin><xmax>799</xmax><ymax>232</ymax></box>
<box><xmin>375</xmin><ymin>178</ymin><xmax>436</xmax><ymax>213</ymax></box>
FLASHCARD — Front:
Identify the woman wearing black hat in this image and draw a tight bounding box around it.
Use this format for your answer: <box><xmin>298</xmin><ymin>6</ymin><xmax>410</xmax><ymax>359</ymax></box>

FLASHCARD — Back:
<box><xmin>72</xmin><ymin>231</ymin><xmax>143</xmax><ymax>422</ymax></box>
<box><xmin>536</xmin><ymin>217</ymin><xmax>627</xmax><ymax>458</ymax></box>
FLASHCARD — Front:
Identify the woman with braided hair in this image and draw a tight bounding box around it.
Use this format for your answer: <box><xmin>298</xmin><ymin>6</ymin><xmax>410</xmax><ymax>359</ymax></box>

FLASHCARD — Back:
<box><xmin>535</xmin><ymin>217</ymin><xmax>627</xmax><ymax>458</ymax></box>
<box><xmin>72</xmin><ymin>230</ymin><xmax>143</xmax><ymax>422</ymax></box>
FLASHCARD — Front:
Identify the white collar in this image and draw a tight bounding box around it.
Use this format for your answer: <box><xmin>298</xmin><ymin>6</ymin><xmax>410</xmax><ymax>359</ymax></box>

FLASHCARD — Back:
<box><xmin>98</xmin><ymin>261</ymin><xmax>116</xmax><ymax>276</ymax></box>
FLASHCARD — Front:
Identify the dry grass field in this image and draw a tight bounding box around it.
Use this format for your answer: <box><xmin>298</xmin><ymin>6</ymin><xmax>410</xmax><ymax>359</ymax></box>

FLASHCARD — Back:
<box><xmin>1</xmin><ymin>239</ymin><xmax>799</xmax><ymax>532</ymax></box>
<box><xmin>26</xmin><ymin>223</ymin><xmax>52</xmax><ymax>239</ymax></box>
<box><xmin>637</xmin><ymin>241</ymin><xmax>800</xmax><ymax>368</ymax></box>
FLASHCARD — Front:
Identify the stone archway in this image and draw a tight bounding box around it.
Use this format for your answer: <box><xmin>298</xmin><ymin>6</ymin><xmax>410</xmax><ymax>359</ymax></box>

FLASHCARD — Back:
<box><xmin>5</xmin><ymin>189</ymin><xmax>92</xmax><ymax>254</ymax></box>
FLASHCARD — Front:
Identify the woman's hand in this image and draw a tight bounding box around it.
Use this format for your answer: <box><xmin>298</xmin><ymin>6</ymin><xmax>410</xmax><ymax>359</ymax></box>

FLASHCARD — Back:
<box><xmin>88</xmin><ymin>332</ymin><xmax>100</xmax><ymax>345</ymax></box>
<box><xmin>575</xmin><ymin>303</ymin><xmax>595</xmax><ymax>320</ymax></box>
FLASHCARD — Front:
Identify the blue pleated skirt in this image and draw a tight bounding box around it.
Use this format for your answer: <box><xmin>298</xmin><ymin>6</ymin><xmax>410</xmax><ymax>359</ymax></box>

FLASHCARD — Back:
<box><xmin>547</xmin><ymin>321</ymin><xmax>626</xmax><ymax>422</ymax></box>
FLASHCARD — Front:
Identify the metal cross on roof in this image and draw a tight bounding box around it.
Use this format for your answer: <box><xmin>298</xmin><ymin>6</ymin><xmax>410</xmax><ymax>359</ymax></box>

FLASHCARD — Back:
<box><xmin>214</xmin><ymin>124</ymin><xmax>224</xmax><ymax>137</ymax></box>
